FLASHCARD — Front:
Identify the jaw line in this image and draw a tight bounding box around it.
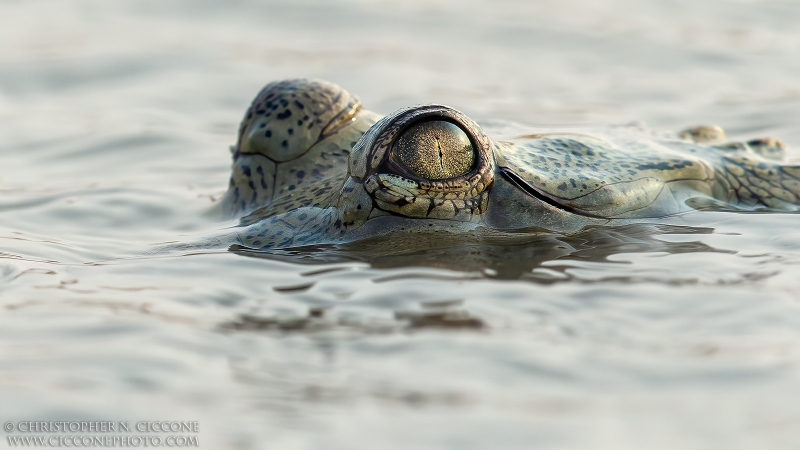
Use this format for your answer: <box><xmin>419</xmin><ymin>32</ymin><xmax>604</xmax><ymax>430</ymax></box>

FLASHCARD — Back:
<box><xmin>498</xmin><ymin>167</ymin><xmax>606</xmax><ymax>219</ymax></box>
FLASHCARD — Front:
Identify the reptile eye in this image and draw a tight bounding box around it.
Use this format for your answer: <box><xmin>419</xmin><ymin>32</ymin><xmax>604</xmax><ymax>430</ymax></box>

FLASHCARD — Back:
<box><xmin>391</xmin><ymin>121</ymin><xmax>475</xmax><ymax>180</ymax></box>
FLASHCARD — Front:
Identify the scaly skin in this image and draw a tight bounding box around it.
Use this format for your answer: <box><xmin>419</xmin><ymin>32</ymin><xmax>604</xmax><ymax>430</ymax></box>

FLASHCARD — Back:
<box><xmin>221</xmin><ymin>79</ymin><xmax>799</xmax><ymax>250</ymax></box>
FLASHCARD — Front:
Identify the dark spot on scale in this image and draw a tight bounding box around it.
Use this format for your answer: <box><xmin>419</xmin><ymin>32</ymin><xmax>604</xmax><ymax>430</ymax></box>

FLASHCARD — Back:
<box><xmin>252</xmin><ymin>240</ymin><xmax>261</xmax><ymax>246</ymax></box>
<box><xmin>279</xmin><ymin>99</ymin><xmax>288</xmax><ymax>107</ymax></box>
<box><xmin>637</xmin><ymin>160</ymin><xmax>694</xmax><ymax>170</ymax></box>
<box><xmin>259</xmin><ymin>123</ymin><xmax>265</xmax><ymax>128</ymax></box>
<box><xmin>303</xmin><ymin>115</ymin><xmax>309</xmax><ymax>120</ymax></box>
<box><xmin>298</xmin><ymin>213</ymin><xmax>307</xmax><ymax>220</ymax></box>
<box><xmin>582</xmin><ymin>183</ymin><xmax>588</xmax><ymax>189</ymax></box>
<box><xmin>334</xmin><ymin>219</ymin><xmax>342</xmax><ymax>229</ymax></box>
<box><xmin>282</xmin><ymin>140</ymin><xmax>288</xmax><ymax>148</ymax></box>
<box><xmin>288</xmin><ymin>128</ymin><xmax>294</xmax><ymax>135</ymax></box>
<box><xmin>395</xmin><ymin>198</ymin><xmax>410</xmax><ymax>207</ymax></box>
<box><xmin>636</xmin><ymin>162</ymin><xmax>673</xmax><ymax>171</ymax></box>
<box><xmin>557</xmin><ymin>182</ymin><xmax>568</xmax><ymax>191</ymax></box>
<box><xmin>297</xmin><ymin>120</ymin><xmax>303</xmax><ymax>126</ymax></box>
<box><xmin>308</xmin><ymin>122</ymin><xmax>314</xmax><ymax>129</ymax></box>
<box><xmin>570</xmin><ymin>178</ymin><xmax>577</xmax><ymax>188</ymax></box>
<box><xmin>277</xmin><ymin>110</ymin><xmax>292</xmax><ymax>120</ymax></box>
<box><xmin>294</xmin><ymin>100</ymin><xmax>305</xmax><ymax>109</ymax></box>
<box><xmin>265</xmin><ymin>130</ymin><xmax>272</xmax><ymax>138</ymax></box>
<box><xmin>288</xmin><ymin>185</ymin><xmax>295</xmax><ymax>191</ymax></box>
<box><xmin>242</xmin><ymin>165</ymin><xmax>251</xmax><ymax>176</ymax></box>
<box><xmin>256</xmin><ymin>109</ymin><xmax>265</xmax><ymax>114</ymax></box>
<box><xmin>356</xmin><ymin>204</ymin><xmax>362</xmax><ymax>210</ymax></box>
<box><xmin>296</xmin><ymin>170</ymin><xmax>305</xmax><ymax>179</ymax></box>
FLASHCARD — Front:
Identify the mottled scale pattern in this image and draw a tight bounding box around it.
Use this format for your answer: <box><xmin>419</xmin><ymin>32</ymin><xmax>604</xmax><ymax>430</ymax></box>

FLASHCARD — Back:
<box><xmin>239</xmin><ymin>175</ymin><xmax>343</xmax><ymax>227</ymax></box>
<box><xmin>271</xmin><ymin>135</ymin><xmax>354</xmax><ymax>200</ymax></box>
<box><xmin>714</xmin><ymin>151</ymin><xmax>800</xmax><ymax>210</ymax></box>
<box><xmin>744</xmin><ymin>138</ymin><xmax>786</xmax><ymax>161</ymax></box>
<box><xmin>238</xmin><ymin>78</ymin><xmax>359</xmax><ymax>162</ymax></box>
<box><xmin>495</xmin><ymin>135</ymin><xmax>714</xmax><ymax>218</ymax></box>
<box><xmin>237</xmin><ymin>206</ymin><xmax>341</xmax><ymax>249</ymax></box>
<box><xmin>229</xmin><ymin>126</ymin><xmax>374</xmax><ymax>220</ymax></box>
<box><xmin>364</xmin><ymin>169</ymin><xmax>492</xmax><ymax>221</ymax></box>
<box><xmin>221</xmin><ymin>152</ymin><xmax>276</xmax><ymax>217</ymax></box>
<box><xmin>223</xmin><ymin>78</ymin><xmax>380</xmax><ymax>218</ymax></box>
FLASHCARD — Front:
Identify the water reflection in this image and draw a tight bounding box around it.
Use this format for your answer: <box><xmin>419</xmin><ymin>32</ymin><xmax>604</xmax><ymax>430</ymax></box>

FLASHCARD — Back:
<box><xmin>220</xmin><ymin>302</ymin><xmax>485</xmax><ymax>333</ymax></box>
<box><xmin>230</xmin><ymin>222</ymin><xmax>728</xmax><ymax>282</ymax></box>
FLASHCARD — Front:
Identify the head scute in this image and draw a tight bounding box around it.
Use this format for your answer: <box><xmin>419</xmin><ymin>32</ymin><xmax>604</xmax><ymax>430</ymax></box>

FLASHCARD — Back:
<box><xmin>237</xmin><ymin>79</ymin><xmax>360</xmax><ymax>162</ymax></box>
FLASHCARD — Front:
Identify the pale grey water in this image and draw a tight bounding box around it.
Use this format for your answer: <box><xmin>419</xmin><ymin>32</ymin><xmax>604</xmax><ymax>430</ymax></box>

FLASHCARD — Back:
<box><xmin>2</xmin><ymin>0</ymin><xmax>800</xmax><ymax>448</ymax></box>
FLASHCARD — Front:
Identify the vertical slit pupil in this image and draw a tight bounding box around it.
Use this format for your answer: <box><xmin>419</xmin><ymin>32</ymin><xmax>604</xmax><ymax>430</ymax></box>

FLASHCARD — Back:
<box><xmin>392</xmin><ymin>121</ymin><xmax>474</xmax><ymax>180</ymax></box>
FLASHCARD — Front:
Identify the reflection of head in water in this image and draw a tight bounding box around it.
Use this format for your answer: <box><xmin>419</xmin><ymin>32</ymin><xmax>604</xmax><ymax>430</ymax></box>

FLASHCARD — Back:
<box><xmin>231</xmin><ymin>223</ymin><xmax>723</xmax><ymax>283</ymax></box>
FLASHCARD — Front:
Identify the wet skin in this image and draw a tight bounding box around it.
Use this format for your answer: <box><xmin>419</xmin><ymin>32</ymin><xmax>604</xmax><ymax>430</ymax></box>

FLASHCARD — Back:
<box><xmin>220</xmin><ymin>79</ymin><xmax>799</xmax><ymax>251</ymax></box>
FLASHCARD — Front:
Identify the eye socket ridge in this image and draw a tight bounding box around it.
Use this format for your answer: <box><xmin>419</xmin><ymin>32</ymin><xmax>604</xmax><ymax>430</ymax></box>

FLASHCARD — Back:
<box><xmin>386</xmin><ymin>118</ymin><xmax>478</xmax><ymax>182</ymax></box>
<box><xmin>355</xmin><ymin>105</ymin><xmax>496</xmax><ymax>220</ymax></box>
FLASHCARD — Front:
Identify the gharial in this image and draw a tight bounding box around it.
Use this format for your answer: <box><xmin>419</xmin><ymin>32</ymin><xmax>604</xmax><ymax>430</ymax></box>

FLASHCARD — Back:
<box><xmin>211</xmin><ymin>78</ymin><xmax>799</xmax><ymax>250</ymax></box>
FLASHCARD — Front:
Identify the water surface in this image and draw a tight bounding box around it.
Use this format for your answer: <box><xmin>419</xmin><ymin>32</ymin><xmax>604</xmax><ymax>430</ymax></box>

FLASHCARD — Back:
<box><xmin>2</xmin><ymin>0</ymin><xmax>800</xmax><ymax>448</ymax></box>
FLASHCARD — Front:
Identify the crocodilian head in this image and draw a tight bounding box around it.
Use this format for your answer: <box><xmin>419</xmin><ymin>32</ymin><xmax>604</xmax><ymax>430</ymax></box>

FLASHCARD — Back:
<box><xmin>232</xmin><ymin>102</ymin><xmax>499</xmax><ymax>248</ymax></box>
<box><xmin>233</xmin><ymin>85</ymin><xmax>596</xmax><ymax>249</ymax></box>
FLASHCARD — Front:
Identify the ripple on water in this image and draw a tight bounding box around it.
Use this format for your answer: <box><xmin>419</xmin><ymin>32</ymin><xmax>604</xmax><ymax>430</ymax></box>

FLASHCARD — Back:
<box><xmin>3</xmin><ymin>0</ymin><xmax>800</xmax><ymax>448</ymax></box>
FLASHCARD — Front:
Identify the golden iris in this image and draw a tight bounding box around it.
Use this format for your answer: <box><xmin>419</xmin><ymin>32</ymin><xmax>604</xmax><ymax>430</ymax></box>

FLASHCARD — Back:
<box><xmin>392</xmin><ymin>121</ymin><xmax>475</xmax><ymax>180</ymax></box>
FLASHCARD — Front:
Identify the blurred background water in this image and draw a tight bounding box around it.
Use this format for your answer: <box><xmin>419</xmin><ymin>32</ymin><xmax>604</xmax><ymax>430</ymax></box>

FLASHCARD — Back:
<box><xmin>2</xmin><ymin>0</ymin><xmax>800</xmax><ymax>448</ymax></box>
